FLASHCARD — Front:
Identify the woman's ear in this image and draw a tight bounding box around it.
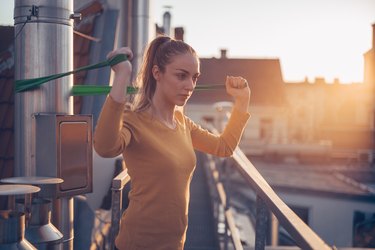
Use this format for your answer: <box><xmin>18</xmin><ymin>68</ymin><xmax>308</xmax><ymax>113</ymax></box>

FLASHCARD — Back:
<box><xmin>152</xmin><ymin>65</ymin><xmax>160</xmax><ymax>81</ymax></box>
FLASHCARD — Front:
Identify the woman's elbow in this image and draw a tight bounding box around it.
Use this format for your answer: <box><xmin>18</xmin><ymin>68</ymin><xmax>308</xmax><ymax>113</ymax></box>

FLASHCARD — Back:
<box><xmin>93</xmin><ymin>141</ymin><xmax>119</xmax><ymax>158</ymax></box>
<box><xmin>216</xmin><ymin>147</ymin><xmax>235</xmax><ymax>157</ymax></box>
<box><xmin>223</xmin><ymin>149</ymin><xmax>235</xmax><ymax>157</ymax></box>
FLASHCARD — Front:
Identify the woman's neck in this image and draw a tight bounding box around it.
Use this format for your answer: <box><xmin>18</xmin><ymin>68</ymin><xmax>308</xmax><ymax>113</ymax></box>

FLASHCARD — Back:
<box><xmin>148</xmin><ymin>99</ymin><xmax>176</xmax><ymax>129</ymax></box>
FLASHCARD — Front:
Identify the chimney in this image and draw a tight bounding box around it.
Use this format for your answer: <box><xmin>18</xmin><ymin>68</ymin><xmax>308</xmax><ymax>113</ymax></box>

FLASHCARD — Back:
<box><xmin>131</xmin><ymin>0</ymin><xmax>151</xmax><ymax>77</ymax></box>
<box><xmin>14</xmin><ymin>1</ymin><xmax>74</xmax><ymax>174</ymax></box>
<box><xmin>14</xmin><ymin>0</ymin><xmax>75</xmax><ymax>248</ymax></box>
<box><xmin>155</xmin><ymin>23</ymin><xmax>164</xmax><ymax>36</ymax></box>
<box><xmin>220</xmin><ymin>49</ymin><xmax>227</xmax><ymax>59</ymax></box>
<box><xmin>162</xmin><ymin>10</ymin><xmax>171</xmax><ymax>36</ymax></box>
<box><xmin>174</xmin><ymin>27</ymin><xmax>184</xmax><ymax>41</ymax></box>
<box><xmin>315</xmin><ymin>77</ymin><xmax>326</xmax><ymax>85</ymax></box>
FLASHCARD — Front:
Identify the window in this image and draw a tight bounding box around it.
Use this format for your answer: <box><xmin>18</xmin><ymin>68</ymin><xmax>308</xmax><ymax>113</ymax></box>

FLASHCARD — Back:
<box><xmin>260</xmin><ymin>118</ymin><xmax>273</xmax><ymax>141</ymax></box>
<box><xmin>353</xmin><ymin>210</ymin><xmax>375</xmax><ymax>247</ymax></box>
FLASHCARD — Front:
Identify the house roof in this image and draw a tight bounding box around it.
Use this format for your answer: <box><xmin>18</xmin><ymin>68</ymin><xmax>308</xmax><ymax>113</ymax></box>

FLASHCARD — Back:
<box><xmin>73</xmin><ymin>0</ymin><xmax>103</xmax><ymax>114</ymax></box>
<box><xmin>251</xmin><ymin>159</ymin><xmax>375</xmax><ymax>200</ymax></box>
<box><xmin>189</xmin><ymin>57</ymin><xmax>286</xmax><ymax>106</ymax></box>
<box><xmin>0</xmin><ymin>41</ymin><xmax>15</xmax><ymax>181</ymax></box>
<box><xmin>0</xmin><ymin>26</ymin><xmax>14</xmax><ymax>52</ymax></box>
<box><xmin>339</xmin><ymin>169</ymin><xmax>375</xmax><ymax>186</ymax></box>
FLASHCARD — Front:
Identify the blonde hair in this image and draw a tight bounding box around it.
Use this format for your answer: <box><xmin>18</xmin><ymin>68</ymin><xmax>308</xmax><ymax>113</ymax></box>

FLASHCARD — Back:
<box><xmin>132</xmin><ymin>35</ymin><xmax>198</xmax><ymax>112</ymax></box>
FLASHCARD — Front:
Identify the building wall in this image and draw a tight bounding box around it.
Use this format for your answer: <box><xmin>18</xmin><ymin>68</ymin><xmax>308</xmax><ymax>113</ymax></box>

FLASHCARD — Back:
<box><xmin>186</xmin><ymin>24</ymin><xmax>375</xmax><ymax>161</ymax></box>
<box><xmin>185</xmin><ymin>103</ymin><xmax>289</xmax><ymax>155</ymax></box>
<box><xmin>284</xmin><ymin>79</ymin><xmax>374</xmax><ymax>163</ymax></box>
<box><xmin>278</xmin><ymin>191</ymin><xmax>375</xmax><ymax>247</ymax></box>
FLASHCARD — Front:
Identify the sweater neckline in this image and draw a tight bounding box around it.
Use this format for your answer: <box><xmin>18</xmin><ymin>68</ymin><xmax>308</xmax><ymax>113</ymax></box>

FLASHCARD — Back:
<box><xmin>139</xmin><ymin>111</ymin><xmax>180</xmax><ymax>132</ymax></box>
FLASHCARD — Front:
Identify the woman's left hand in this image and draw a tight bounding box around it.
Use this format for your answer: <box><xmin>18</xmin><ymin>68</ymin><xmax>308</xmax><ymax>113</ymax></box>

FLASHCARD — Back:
<box><xmin>225</xmin><ymin>76</ymin><xmax>251</xmax><ymax>113</ymax></box>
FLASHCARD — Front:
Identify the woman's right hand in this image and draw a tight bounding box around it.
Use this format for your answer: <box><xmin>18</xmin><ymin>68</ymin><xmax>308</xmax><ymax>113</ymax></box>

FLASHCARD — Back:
<box><xmin>107</xmin><ymin>47</ymin><xmax>134</xmax><ymax>103</ymax></box>
<box><xmin>106</xmin><ymin>47</ymin><xmax>133</xmax><ymax>77</ymax></box>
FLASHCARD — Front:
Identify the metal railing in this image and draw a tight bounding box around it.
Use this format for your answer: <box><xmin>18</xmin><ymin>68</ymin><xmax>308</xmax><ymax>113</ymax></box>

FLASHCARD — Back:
<box><xmin>231</xmin><ymin>148</ymin><xmax>332</xmax><ymax>250</ymax></box>
<box><xmin>109</xmin><ymin>166</ymin><xmax>131</xmax><ymax>250</ymax></box>
<box><xmin>202</xmin><ymin>120</ymin><xmax>333</xmax><ymax>250</ymax></box>
<box><xmin>204</xmin><ymin>154</ymin><xmax>244</xmax><ymax>250</ymax></box>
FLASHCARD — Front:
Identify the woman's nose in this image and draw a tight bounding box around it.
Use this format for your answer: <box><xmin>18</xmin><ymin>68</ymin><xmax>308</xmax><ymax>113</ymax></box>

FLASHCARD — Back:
<box><xmin>185</xmin><ymin>79</ymin><xmax>196</xmax><ymax>91</ymax></box>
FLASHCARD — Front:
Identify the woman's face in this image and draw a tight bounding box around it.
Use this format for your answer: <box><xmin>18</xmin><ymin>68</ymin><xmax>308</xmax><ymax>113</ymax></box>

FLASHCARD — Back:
<box><xmin>153</xmin><ymin>53</ymin><xmax>200</xmax><ymax>107</ymax></box>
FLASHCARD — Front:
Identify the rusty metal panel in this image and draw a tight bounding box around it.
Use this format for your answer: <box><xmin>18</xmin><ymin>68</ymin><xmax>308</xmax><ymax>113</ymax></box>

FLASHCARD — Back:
<box><xmin>35</xmin><ymin>114</ymin><xmax>92</xmax><ymax>197</ymax></box>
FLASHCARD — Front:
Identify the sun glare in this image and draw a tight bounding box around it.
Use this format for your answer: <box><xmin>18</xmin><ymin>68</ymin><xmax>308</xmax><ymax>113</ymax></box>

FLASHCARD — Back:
<box><xmin>153</xmin><ymin>0</ymin><xmax>375</xmax><ymax>84</ymax></box>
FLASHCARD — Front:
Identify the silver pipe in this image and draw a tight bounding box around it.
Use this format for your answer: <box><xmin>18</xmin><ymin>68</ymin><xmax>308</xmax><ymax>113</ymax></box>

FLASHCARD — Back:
<box><xmin>52</xmin><ymin>197</ymin><xmax>74</xmax><ymax>250</ymax></box>
<box><xmin>14</xmin><ymin>0</ymin><xmax>74</xmax><ymax>176</ymax></box>
<box><xmin>14</xmin><ymin>1</ymin><xmax>74</xmax><ymax>249</ymax></box>
<box><xmin>118</xmin><ymin>0</ymin><xmax>132</xmax><ymax>48</ymax></box>
<box><xmin>162</xmin><ymin>11</ymin><xmax>171</xmax><ymax>36</ymax></box>
<box><xmin>131</xmin><ymin>0</ymin><xmax>151</xmax><ymax>75</ymax></box>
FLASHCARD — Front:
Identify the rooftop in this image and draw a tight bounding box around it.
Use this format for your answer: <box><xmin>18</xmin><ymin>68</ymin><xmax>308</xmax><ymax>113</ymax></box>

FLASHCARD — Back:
<box><xmin>191</xmin><ymin>56</ymin><xmax>286</xmax><ymax>106</ymax></box>
<box><xmin>250</xmin><ymin>158</ymin><xmax>375</xmax><ymax>200</ymax></box>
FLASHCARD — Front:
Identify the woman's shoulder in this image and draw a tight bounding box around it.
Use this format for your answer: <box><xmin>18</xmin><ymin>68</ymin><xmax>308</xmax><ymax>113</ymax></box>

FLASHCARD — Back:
<box><xmin>123</xmin><ymin>109</ymin><xmax>144</xmax><ymax>125</ymax></box>
<box><xmin>174</xmin><ymin>109</ymin><xmax>186</xmax><ymax>122</ymax></box>
<box><xmin>174</xmin><ymin>109</ymin><xmax>195</xmax><ymax>129</ymax></box>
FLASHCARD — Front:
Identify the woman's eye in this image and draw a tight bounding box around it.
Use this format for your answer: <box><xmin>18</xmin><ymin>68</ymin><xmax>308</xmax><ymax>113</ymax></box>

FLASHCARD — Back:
<box><xmin>177</xmin><ymin>73</ymin><xmax>186</xmax><ymax>80</ymax></box>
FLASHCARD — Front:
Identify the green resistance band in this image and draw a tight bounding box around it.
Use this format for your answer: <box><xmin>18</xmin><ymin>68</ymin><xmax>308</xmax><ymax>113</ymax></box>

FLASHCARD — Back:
<box><xmin>71</xmin><ymin>84</ymin><xmax>226</xmax><ymax>96</ymax></box>
<box><xmin>15</xmin><ymin>54</ymin><xmax>128</xmax><ymax>92</ymax></box>
<box><xmin>15</xmin><ymin>53</ymin><xmax>227</xmax><ymax>95</ymax></box>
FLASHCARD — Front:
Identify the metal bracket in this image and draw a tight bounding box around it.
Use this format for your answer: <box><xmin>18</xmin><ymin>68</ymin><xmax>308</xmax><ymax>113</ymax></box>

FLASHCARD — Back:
<box><xmin>30</xmin><ymin>5</ymin><xmax>39</xmax><ymax>17</ymax></box>
<box><xmin>70</xmin><ymin>13</ymin><xmax>82</xmax><ymax>20</ymax></box>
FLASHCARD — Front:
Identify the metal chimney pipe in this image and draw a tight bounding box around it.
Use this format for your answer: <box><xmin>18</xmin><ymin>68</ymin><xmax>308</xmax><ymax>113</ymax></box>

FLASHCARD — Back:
<box><xmin>118</xmin><ymin>0</ymin><xmax>132</xmax><ymax>48</ymax></box>
<box><xmin>14</xmin><ymin>1</ymin><xmax>74</xmax><ymax>249</ymax></box>
<box><xmin>14</xmin><ymin>0</ymin><xmax>73</xmax><ymax>176</ymax></box>
<box><xmin>162</xmin><ymin>11</ymin><xmax>171</xmax><ymax>36</ymax></box>
<box><xmin>131</xmin><ymin>0</ymin><xmax>151</xmax><ymax>75</ymax></box>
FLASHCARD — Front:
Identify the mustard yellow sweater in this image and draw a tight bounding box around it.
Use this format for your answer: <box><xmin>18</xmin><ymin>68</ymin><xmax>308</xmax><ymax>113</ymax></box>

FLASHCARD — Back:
<box><xmin>94</xmin><ymin>96</ymin><xmax>250</xmax><ymax>250</ymax></box>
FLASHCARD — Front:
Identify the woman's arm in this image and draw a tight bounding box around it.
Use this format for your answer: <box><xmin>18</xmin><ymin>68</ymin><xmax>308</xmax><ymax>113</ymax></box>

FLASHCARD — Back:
<box><xmin>93</xmin><ymin>48</ymin><xmax>133</xmax><ymax>157</ymax></box>
<box><xmin>106</xmin><ymin>47</ymin><xmax>133</xmax><ymax>103</ymax></box>
<box><xmin>189</xmin><ymin>76</ymin><xmax>251</xmax><ymax>157</ymax></box>
<box><xmin>188</xmin><ymin>109</ymin><xmax>250</xmax><ymax>157</ymax></box>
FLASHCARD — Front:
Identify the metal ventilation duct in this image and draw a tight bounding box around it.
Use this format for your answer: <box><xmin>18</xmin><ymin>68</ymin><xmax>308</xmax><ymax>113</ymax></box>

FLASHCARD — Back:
<box><xmin>14</xmin><ymin>0</ymin><xmax>74</xmax><ymax>177</ymax></box>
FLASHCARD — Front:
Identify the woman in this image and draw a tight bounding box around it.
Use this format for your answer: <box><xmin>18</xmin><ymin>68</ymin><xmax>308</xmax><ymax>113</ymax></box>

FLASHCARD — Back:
<box><xmin>94</xmin><ymin>35</ymin><xmax>250</xmax><ymax>250</ymax></box>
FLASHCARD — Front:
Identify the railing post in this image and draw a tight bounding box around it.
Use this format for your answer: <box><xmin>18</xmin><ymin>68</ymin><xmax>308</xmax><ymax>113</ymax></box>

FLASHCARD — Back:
<box><xmin>109</xmin><ymin>167</ymin><xmax>130</xmax><ymax>250</ymax></box>
<box><xmin>270</xmin><ymin>213</ymin><xmax>279</xmax><ymax>246</ymax></box>
<box><xmin>109</xmin><ymin>187</ymin><xmax>123</xmax><ymax>250</ymax></box>
<box><xmin>223</xmin><ymin>159</ymin><xmax>230</xmax><ymax>250</ymax></box>
<box><xmin>255</xmin><ymin>195</ymin><xmax>268</xmax><ymax>250</ymax></box>
<box><xmin>224</xmin><ymin>218</ymin><xmax>229</xmax><ymax>250</ymax></box>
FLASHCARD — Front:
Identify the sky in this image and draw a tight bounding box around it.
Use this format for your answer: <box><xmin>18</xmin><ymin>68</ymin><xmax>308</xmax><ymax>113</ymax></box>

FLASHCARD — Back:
<box><xmin>1</xmin><ymin>0</ymin><xmax>375</xmax><ymax>83</ymax></box>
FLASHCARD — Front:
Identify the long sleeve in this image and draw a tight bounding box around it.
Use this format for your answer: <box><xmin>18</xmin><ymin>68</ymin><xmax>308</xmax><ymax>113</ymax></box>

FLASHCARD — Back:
<box><xmin>93</xmin><ymin>95</ymin><xmax>132</xmax><ymax>158</ymax></box>
<box><xmin>187</xmin><ymin>108</ymin><xmax>250</xmax><ymax>157</ymax></box>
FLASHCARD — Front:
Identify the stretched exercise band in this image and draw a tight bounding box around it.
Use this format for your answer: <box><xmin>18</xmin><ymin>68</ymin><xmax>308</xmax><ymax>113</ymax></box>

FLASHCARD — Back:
<box><xmin>15</xmin><ymin>54</ymin><xmax>128</xmax><ymax>92</ymax></box>
<box><xmin>15</xmin><ymin>54</ymin><xmax>227</xmax><ymax>95</ymax></box>
<box><xmin>71</xmin><ymin>84</ymin><xmax>226</xmax><ymax>96</ymax></box>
